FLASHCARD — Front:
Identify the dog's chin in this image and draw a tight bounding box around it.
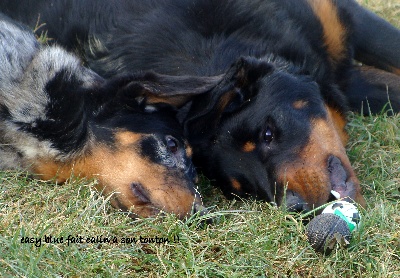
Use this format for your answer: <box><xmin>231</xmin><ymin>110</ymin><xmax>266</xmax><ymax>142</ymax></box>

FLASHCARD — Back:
<box><xmin>130</xmin><ymin>182</ymin><xmax>151</xmax><ymax>205</ymax></box>
<box><xmin>109</xmin><ymin>183</ymin><xmax>205</xmax><ymax>219</ymax></box>
<box><xmin>110</xmin><ymin>196</ymin><xmax>163</xmax><ymax>219</ymax></box>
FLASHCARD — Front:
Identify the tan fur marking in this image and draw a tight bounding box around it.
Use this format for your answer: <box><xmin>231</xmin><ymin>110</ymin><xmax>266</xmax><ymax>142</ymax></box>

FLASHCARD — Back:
<box><xmin>31</xmin><ymin>131</ymin><xmax>200</xmax><ymax>218</ymax></box>
<box><xmin>307</xmin><ymin>0</ymin><xmax>347</xmax><ymax>65</ymax></box>
<box><xmin>186</xmin><ymin>144</ymin><xmax>193</xmax><ymax>158</ymax></box>
<box><xmin>88</xmin><ymin>137</ymin><xmax>199</xmax><ymax>217</ymax></box>
<box><xmin>30</xmin><ymin>160</ymin><xmax>76</xmax><ymax>183</ymax></box>
<box><xmin>326</xmin><ymin>106</ymin><xmax>348</xmax><ymax>145</ymax></box>
<box><xmin>292</xmin><ymin>100</ymin><xmax>309</xmax><ymax>110</ymax></box>
<box><xmin>231</xmin><ymin>178</ymin><xmax>242</xmax><ymax>191</ymax></box>
<box><xmin>146</xmin><ymin>94</ymin><xmax>189</xmax><ymax>108</ymax></box>
<box><xmin>278</xmin><ymin>110</ymin><xmax>365</xmax><ymax>208</ymax></box>
<box><xmin>218</xmin><ymin>91</ymin><xmax>236</xmax><ymax>113</ymax></box>
<box><xmin>390</xmin><ymin>66</ymin><xmax>400</xmax><ymax>76</ymax></box>
<box><xmin>242</xmin><ymin>141</ymin><xmax>256</xmax><ymax>152</ymax></box>
<box><xmin>114</xmin><ymin>131</ymin><xmax>143</xmax><ymax>146</ymax></box>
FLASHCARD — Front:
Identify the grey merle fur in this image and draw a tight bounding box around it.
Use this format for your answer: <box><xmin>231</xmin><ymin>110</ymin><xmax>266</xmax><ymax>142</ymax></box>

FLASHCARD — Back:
<box><xmin>0</xmin><ymin>14</ymin><xmax>219</xmax><ymax>218</ymax></box>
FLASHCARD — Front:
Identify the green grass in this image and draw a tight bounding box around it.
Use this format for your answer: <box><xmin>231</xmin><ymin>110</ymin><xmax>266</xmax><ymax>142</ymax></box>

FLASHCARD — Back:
<box><xmin>1</xmin><ymin>2</ymin><xmax>400</xmax><ymax>277</ymax></box>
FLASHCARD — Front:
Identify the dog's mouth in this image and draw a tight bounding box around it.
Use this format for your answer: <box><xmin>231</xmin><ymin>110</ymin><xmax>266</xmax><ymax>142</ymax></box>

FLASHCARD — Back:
<box><xmin>328</xmin><ymin>155</ymin><xmax>357</xmax><ymax>202</ymax></box>
<box><xmin>128</xmin><ymin>182</ymin><xmax>207</xmax><ymax>218</ymax></box>
<box><xmin>130</xmin><ymin>182</ymin><xmax>151</xmax><ymax>204</ymax></box>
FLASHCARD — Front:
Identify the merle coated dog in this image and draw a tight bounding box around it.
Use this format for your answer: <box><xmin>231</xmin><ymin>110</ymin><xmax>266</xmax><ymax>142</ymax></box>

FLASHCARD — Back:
<box><xmin>0</xmin><ymin>13</ymin><xmax>217</xmax><ymax>218</ymax></box>
<box><xmin>2</xmin><ymin>0</ymin><xmax>400</xmax><ymax>212</ymax></box>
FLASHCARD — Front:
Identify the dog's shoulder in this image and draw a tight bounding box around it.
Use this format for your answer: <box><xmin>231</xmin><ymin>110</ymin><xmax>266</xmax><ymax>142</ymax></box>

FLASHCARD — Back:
<box><xmin>0</xmin><ymin>13</ymin><xmax>39</xmax><ymax>90</ymax></box>
<box><xmin>0</xmin><ymin>15</ymin><xmax>103</xmax><ymax>169</ymax></box>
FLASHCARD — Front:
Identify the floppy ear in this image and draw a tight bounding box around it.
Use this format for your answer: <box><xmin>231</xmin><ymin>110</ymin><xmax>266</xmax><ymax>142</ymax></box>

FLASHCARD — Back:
<box><xmin>183</xmin><ymin>56</ymin><xmax>274</xmax><ymax>143</ymax></box>
<box><xmin>233</xmin><ymin>56</ymin><xmax>275</xmax><ymax>88</ymax></box>
<box><xmin>115</xmin><ymin>72</ymin><xmax>222</xmax><ymax>108</ymax></box>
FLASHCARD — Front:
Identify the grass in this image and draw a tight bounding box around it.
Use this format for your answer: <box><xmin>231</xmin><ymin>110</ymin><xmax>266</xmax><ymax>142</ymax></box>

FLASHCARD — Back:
<box><xmin>1</xmin><ymin>1</ymin><xmax>399</xmax><ymax>277</ymax></box>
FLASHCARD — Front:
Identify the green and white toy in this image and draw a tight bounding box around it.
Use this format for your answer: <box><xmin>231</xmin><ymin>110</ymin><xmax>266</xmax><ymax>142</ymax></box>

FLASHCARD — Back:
<box><xmin>321</xmin><ymin>200</ymin><xmax>362</xmax><ymax>232</ymax></box>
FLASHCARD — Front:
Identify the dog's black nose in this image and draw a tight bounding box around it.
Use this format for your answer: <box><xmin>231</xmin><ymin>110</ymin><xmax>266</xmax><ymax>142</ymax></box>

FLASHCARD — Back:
<box><xmin>285</xmin><ymin>190</ymin><xmax>310</xmax><ymax>213</ymax></box>
<box><xmin>192</xmin><ymin>203</ymin><xmax>208</xmax><ymax>216</ymax></box>
<box><xmin>192</xmin><ymin>203</ymin><xmax>214</xmax><ymax>225</ymax></box>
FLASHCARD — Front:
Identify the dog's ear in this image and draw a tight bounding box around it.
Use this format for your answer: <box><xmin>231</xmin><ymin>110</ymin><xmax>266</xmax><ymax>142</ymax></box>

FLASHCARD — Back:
<box><xmin>114</xmin><ymin>72</ymin><xmax>222</xmax><ymax>109</ymax></box>
<box><xmin>233</xmin><ymin>56</ymin><xmax>275</xmax><ymax>89</ymax></box>
<box><xmin>184</xmin><ymin>56</ymin><xmax>274</xmax><ymax>142</ymax></box>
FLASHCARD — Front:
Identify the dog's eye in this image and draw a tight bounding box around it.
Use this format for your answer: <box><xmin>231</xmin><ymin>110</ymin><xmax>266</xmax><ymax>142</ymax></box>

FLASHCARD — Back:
<box><xmin>166</xmin><ymin>136</ymin><xmax>178</xmax><ymax>153</ymax></box>
<box><xmin>264</xmin><ymin>127</ymin><xmax>274</xmax><ymax>144</ymax></box>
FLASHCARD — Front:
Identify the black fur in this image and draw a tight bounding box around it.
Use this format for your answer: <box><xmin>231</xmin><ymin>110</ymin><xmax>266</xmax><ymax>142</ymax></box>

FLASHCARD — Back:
<box><xmin>2</xmin><ymin>0</ymin><xmax>399</xmax><ymax>210</ymax></box>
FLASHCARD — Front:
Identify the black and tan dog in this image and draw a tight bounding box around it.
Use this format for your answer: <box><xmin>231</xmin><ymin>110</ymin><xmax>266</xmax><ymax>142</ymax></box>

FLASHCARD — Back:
<box><xmin>2</xmin><ymin>0</ymin><xmax>400</xmax><ymax>212</ymax></box>
<box><xmin>0</xmin><ymin>14</ymin><xmax>216</xmax><ymax>218</ymax></box>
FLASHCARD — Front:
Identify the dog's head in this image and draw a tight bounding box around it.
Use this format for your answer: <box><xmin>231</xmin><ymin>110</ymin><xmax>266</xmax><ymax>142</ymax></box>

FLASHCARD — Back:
<box><xmin>77</xmin><ymin>72</ymin><xmax>219</xmax><ymax>218</ymax></box>
<box><xmin>184</xmin><ymin>56</ymin><xmax>366</xmax><ymax>212</ymax></box>
<box><xmin>46</xmin><ymin>71</ymin><xmax>223</xmax><ymax>218</ymax></box>
<box><xmin>2</xmin><ymin>41</ymin><xmax>218</xmax><ymax>218</ymax></box>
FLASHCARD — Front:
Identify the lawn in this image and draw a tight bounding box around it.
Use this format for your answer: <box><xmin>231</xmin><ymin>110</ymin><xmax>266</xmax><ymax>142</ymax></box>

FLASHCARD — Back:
<box><xmin>1</xmin><ymin>1</ymin><xmax>399</xmax><ymax>277</ymax></box>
